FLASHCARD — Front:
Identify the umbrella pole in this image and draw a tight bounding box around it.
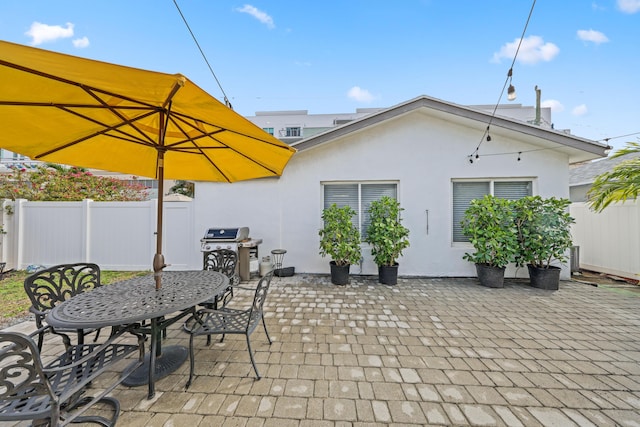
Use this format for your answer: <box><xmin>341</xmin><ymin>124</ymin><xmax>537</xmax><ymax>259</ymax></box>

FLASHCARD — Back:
<box><xmin>153</xmin><ymin>152</ymin><xmax>166</xmax><ymax>290</ymax></box>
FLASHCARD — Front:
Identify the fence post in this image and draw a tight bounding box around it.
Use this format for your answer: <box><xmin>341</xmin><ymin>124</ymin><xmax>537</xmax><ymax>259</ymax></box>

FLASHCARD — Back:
<box><xmin>81</xmin><ymin>199</ymin><xmax>93</xmax><ymax>262</ymax></box>
<box><xmin>13</xmin><ymin>199</ymin><xmax>27</xmax><ymax>270</ymax></box>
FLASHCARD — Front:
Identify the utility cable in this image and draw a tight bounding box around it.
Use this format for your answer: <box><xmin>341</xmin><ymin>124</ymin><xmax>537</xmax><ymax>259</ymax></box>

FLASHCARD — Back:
<box><xmin>172</xmin><ymin>0</ymin><xmax>233</xmax><ymax>109</ymax></box>
<box><xmin>599</xmin><ymin>131</ymin><xmax>640</xmax><ymax>143</ymax></box>
<box><xmin>469</xmin><ymin>0</ymin><xmax>537</xmax><ymax>162</ymax></box>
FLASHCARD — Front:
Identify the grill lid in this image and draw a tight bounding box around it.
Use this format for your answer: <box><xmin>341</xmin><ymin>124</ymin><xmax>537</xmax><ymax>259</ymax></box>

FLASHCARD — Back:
<box><xmin>202</xmin><ymin>227</ymin><xmax>249</xmax><ymax>241</ymax></box>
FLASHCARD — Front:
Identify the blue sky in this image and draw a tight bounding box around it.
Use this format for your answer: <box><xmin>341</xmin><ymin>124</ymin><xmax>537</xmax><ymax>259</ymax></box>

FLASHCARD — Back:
<box><xmin>1</xmin><ymin>0</ymin><xmax>639</xmax><ymax>151</ymax></box>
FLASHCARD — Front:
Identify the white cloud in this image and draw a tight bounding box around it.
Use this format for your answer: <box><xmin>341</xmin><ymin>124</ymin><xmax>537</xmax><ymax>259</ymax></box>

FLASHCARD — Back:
<box><xmin>492</xmin><ymin>36</ymin><xmax>559</xmax><ymax>65</ymax></box>
<box><xmin>25</xmin><ymin>22</ymin><xmax>74</xmax><ymax>45</ymax></box>
<box><xmin>572</xmin><ymin>104</ymin><xmax>588</xmax><ymax>116</ymax></box>
<box><xmin>541</xmin><ymin>99</ymin><xmax>564</xmax><ymax>112</ymax></box>
<box><xmin>347</xmin><ymin>86</ymin><xmax>375</xmax><ymax>103</ymax></box>
<box><xmin>72</xmin><ymin>37</ymin><xmax>90</xmax><ymax>48</ymax></box>
<box><xmin>236</xmin><ymin>5</ymin><xmax>275</xmax><ymax>29</ymax></box>
<box><xmin>577</xmin><ymin>29</ymin><xmax>609</xmax><ymax>44</ymax></box>
<box><xmin>617</xmin><ymin>0</ymin><xmax>640</xmax><ymax>13</ymax></box>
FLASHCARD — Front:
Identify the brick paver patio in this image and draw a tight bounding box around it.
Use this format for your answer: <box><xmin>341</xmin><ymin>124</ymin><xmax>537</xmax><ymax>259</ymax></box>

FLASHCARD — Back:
<box><xmin>3</xmin><ymin>274</ymin><xmax>640</xmax><ymax>426</ymax></box>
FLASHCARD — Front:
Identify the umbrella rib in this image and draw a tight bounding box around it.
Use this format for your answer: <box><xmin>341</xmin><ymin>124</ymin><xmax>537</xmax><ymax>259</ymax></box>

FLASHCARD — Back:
<box><xmin>165</xmin><ymin>115</ymin><xmax>232</xmax><ymax>182</ymax></box>
<box><xmin>0</xmin><ymin>58</ymin><xmax>162</xmax><ymax>110</ymax></box>
<box><xmin>82</xmin><ymin>87</ymin><xmax>163</xmax><ymax>146</ymax></box>
<box><xmin>165</xmin><ymin>114</ymin><xmax>283</xmax><ymax>177</ymax></box>
<box><xmin>34</xmin><ymin>108</ymin><xmax>160</xmax><ymax>159</ymax></box>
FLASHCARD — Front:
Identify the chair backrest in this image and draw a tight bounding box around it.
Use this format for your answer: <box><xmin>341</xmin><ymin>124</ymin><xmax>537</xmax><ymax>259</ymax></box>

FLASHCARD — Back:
<box><xmin>0</xmin><ymin>332</ymin><xmax>54</xmax><ymax>421</ymax></box>
<box><xmin>204</xmin><ymin>249</ymin><xmax>238</xmax><ymax>279</ymax></box>
<box><xmin>247</xmin><ymin>269</ymin><xmax>274</xmax><ymax>328</ymax></box>
<box><xmin>24</xmin><ymin>263</ymin><xmax>101</xmax><ymax>312</ymax></box>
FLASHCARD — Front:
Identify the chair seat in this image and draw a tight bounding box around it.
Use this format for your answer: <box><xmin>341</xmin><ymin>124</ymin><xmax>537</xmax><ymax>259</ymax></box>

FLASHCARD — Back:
<box><xmin>190</xmin><ymin>307</ymin><xmax>252</xmax><ymax>336</ymax></box>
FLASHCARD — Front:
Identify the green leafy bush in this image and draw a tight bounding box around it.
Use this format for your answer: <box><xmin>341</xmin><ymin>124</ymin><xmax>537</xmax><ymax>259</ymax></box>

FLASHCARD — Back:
<box><xmin>514</xmin><ymin>196</ymin><xmax>574</xmax><ymax>268</ymax></box>
<box><xmin>319</xmin><ymin>204</ymin><xmax>361</xmax><ymax>266</ymax></box>
<box><xmin>365</xmin><ymin>196</ymin><xmax>410</xmax><ymax>266</ymax></box>
<box><xmin>461</xmin><ymin>195</ymin><xmax>518</xmax><ymax>268</ymax></box>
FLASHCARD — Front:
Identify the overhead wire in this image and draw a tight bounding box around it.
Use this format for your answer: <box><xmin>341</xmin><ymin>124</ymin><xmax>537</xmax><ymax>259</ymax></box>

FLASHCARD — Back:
<box><xmin>172</xmin><ymin>0</ymin><xmax>233</xmax><ymax>109</ymax></box>
<box><xmin>599</xmin><ymin>131</ymin><xmax>640</xmax><ymax>143</ymax></box>
<box><xmin>469</xmin><ymin>0</ymin><xmax>537</xmax><ymax>163</ymax></box>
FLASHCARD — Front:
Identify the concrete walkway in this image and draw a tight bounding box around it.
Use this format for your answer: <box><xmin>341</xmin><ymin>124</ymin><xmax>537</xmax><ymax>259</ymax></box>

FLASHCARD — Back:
<box><xmin>4</xmin><ymin>275</ymin><xmax>640</xmax><ymax>426</ymax></box>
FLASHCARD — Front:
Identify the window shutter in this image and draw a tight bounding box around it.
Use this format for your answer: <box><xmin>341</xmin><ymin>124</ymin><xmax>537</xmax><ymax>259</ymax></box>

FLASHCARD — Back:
<box><xmin>361</xmin><ymin>184</ymin><xmax>397</xmax><ymax>237</ymax></box>
<box><xmin>494</xmin><ymin>181</ymin><xmax>532</xmax><ymax>199</ymax></box>
<box><xmin>452</xmin><ymin>182</ymin><xmax>490</xmax><ymax>242</ymax></box>
<box><xmin>324</xmin><ymin>184</ymin><xmax>359</xmax><ymax>227</ymax></box>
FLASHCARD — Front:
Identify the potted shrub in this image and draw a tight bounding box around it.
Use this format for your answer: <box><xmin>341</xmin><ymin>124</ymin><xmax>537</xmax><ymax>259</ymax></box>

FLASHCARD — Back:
<box><xmin>365</xmin><ymin>196</ymin><xmax>410</xmax><ymax>285</ymax></box>
<box><xmin>460</xmin><ymin>195</ymin><xmax>518</xmax><ymax>288</ymax></box>
<box><xmin>319</xmin><ymin>204</ymin><xmax>362</xmax><ymax>285</ymax></box>
<box><xmin>514</xmin><ymin>196</ymin><xmax>575</xmax><ymax>290</ymax></box>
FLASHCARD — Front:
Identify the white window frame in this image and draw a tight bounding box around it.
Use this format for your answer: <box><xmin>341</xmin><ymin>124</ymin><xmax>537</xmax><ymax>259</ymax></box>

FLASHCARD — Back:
<box><xmin>452</xmin><ymin>178</ymin><xmax>534</xmax><ymax>244</ymax></box>
<box><xmin>322</xmin><ymin>181</ymin><xmax>398</xmax><ymax>238</ymax></box>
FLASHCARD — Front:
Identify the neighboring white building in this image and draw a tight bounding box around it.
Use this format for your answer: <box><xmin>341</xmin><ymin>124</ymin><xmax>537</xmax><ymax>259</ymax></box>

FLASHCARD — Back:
<box><xmin>194</xmin><ymin>95</ymin><xmax>608</xmax><ymax>279</ymax></box>
<box><xmin>246</xmin><ymin>102</ymin><xmax>555</xmax><ymax>145</ymax></box>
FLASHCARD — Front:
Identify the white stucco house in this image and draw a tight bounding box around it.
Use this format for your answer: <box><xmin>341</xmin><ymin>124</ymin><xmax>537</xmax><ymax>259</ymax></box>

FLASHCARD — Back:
<box><xmin>193</xmin><ymin>95</ymin><xmax>609</xmax><ymax>279</ymax></box>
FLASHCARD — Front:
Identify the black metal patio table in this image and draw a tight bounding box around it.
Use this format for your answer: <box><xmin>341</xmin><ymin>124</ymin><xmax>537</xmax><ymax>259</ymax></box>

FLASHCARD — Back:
<box><xmin>47</xmin><ymin>270</ymin><xmax>229</xmax><ymax>399</ymax></box>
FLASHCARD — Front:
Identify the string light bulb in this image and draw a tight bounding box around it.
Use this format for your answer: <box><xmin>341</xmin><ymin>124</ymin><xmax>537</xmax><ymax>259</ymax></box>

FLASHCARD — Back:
<box><xmin>507</xmin><ymin>68</ymin><xmax>517</xmax><ymax>101</ymax></box>
<box><xmin>517</xmin><ymin>152</ymin><xmax>522</xmax><ymax>161</ymax></box>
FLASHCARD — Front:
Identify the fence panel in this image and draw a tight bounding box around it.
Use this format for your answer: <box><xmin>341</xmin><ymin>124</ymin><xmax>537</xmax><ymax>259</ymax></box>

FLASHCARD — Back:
<box><xmin>1</xmin><ymin>199</ymin><xmax>196</xmax><ymax>271</ymax></box>
<box><xmin>570</xmin><ymin>201</ymin><xmax>640</xmax><ymax>281</ymax></box>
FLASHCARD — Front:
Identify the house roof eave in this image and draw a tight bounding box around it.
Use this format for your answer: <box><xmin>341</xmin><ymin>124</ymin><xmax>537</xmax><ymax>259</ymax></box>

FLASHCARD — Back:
<box><xmin>292</xmin><ymin>95</ymin><xmax>610</xmax><ymax>162</ymax></box>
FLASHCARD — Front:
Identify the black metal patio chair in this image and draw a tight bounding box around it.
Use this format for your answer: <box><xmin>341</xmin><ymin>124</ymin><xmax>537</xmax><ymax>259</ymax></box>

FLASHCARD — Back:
<box><xmin>202</xmin><ymin>248</ymin><xmax>241</xmax><ymax>308</ymax></box>
<box><xmin>185</xmin><ymin>269</ymin><xmax>274</xmax><ymax>387</ymax></box>
<box><xmin>184</xmin><ymin>249</ymin><xmax>241</xmax><ymax>334</ymax></box>
<box><xmin>0</xmin><ymin>324</ymin><xmax>144</xmax><ymax>426</ymax></box>
<box><xmin>24</xmin><ymin>263</ymin><xmax>104</xmax><ymax>351</ymax></box>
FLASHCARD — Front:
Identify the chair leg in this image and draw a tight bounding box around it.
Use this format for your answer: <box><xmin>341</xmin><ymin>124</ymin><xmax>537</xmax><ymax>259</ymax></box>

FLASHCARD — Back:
<box><xmin>246</xmin><ymin>335</ymin><xmax>261</xmax><ymax>380</ymax></box>
<box><xmin>261</xmin><ymin>314</ymin><xmax>272</xmax><ymax>345</ymax></box>
<box><xmin>37</xmin><ymin>330</ymin><xmax>45</xmax><ymax>352</ymax></box>
<box><xmin>35</xmin><ymin>316</ymin><xmax>45</xmax><ymax>352</ymax></box>
<box><xmin>186</xmin><ymin>334</ymin><xmax>196</xmax><ymax>389</ymax></box>
<box><xmin>68</xmin><ymin>396</ymin><xmax>121</xmax><ymax>427</ymax></box>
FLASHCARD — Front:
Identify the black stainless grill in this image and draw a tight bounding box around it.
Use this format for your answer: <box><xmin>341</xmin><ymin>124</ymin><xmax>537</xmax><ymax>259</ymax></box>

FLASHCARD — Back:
<box><xmin>200</xmin><ymin>227</ymin><xmax>249</xmax><ymax>252</ymax></box>
<box><xmin>200</xmin><ymin>227</ymin><xmax>261</xmax><ymax>281</ymax></box>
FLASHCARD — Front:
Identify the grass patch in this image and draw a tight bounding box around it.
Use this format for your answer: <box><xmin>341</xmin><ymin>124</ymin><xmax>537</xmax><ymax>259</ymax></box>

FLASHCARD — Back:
<box><xmin>0</xmin><ymin>269</ymin><xmax>148</xmax><ymax>328</ymax></box>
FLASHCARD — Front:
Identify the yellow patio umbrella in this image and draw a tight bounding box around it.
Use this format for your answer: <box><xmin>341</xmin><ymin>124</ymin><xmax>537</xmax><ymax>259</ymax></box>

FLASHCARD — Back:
<box><xmin>0</xmin><ymin>40</ymin><xmax>296</xmax><ymax>288</ymax></box>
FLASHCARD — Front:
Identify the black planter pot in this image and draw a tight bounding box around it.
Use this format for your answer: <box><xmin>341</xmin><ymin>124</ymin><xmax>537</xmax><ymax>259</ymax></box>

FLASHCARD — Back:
<box><xmin>475</xmin><ymin>263</ymin><xmax>506</xmax><ymax>288</ymax></box>
<box><xmin>527</xmin><ymin>264</ymin><xmax>561</xmax><ymax>290</ymax></box>
<box><xmin>378</xmin><ymin>263</ymin><xmax>399</xmax><ymax>285</ymax></box>
<box><xmin>330</xmin><ymin>261</ymin><xmax>350</xmax><ymax>285</ymax></box>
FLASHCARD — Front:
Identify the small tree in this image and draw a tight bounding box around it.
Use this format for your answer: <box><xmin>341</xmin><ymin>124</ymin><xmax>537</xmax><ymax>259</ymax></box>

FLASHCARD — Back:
<box><xmin>169</xmin><ymin>180</ymin><xmax>195</xmax><ymax>198</ymax></box>
<box><xmin>588</xmin><ymin>142</ymin><xmax>640</xmax><ymax>212</ymax></box>
<box><xmin>514</xmin><ymin>196</ymin><xmax>574</xmax><ymax>268</ymax></box>
<box><xmin>365</xmin><ymin>196</ymin><xmax>410</xmax><ymax>266</ymax></box>
<box><xmin>461</xmin><ymin>195</ymin><xmax>518</xmax><ymax>268</ymax></box>
<box><xmin>319</xmin><ymin>204</ymin><xmax>361</xmax><ymax>266</ymax></box>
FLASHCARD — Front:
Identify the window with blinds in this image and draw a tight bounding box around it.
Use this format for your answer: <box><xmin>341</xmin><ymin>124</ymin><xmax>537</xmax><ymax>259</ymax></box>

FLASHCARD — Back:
<box><xmin>453</xmin><ymin>180</ymin><xmax>532</xmax><ymax>243</ymax></box>
<box><xmin>323</xmin><ymin>182</ymin><xmax>397</xmax><ymax>236</ymax></box>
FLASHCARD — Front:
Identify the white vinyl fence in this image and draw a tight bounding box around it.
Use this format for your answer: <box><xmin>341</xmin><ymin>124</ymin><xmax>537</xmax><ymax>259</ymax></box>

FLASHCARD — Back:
<box><xmin>0</xmin><ymin>199</ymin><xmax>199</xmax><ymax>271</ymax></box>
<box><xmin>570</xmin><ymin>201</ymin><xmax>640</xmax><ymax>281</ymax></box>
